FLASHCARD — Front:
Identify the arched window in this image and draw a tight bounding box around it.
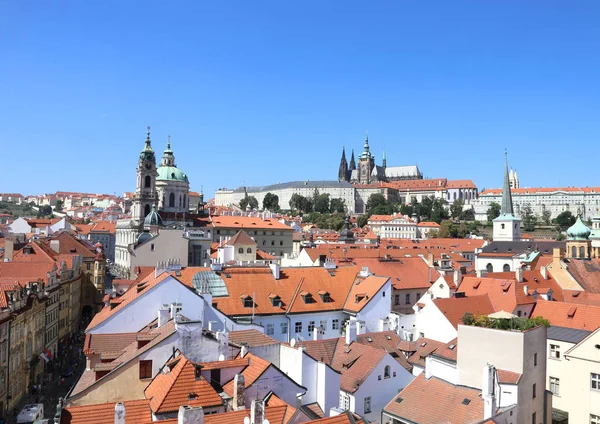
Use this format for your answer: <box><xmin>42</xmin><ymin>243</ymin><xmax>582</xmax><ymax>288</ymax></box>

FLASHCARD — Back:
<box><xmin>572</xmin><ymin>246</ymin><xmax>577</xmax><ymax>258</ymax></box>
<box><xmin>144</xmin><ymin>204</ymin><xmax>151</xmax><ymax>217</ymax></box>
<box><xmin>384</xmin><ymin>365</ymin><xmax>391</xmax><ymax>379</ymax></box>
<box><xmin>183</xmin><ymin>194</ymin><xmax>187</xmax><ymax>209</ymax></box>
<box><xmin>580</xmin><ymin>246</ymin><xmax>585</xmax><ymax>258</ymax></box>
<box><xmin>179</xmin><ymin>195</ymin><xmax>182</xmax><ymax>207</ymax></box>
<box><xmin>486</xmin><ymin>263</ymin><xmax>493</xmax><ymax>273</ymax></box>
<box><xmin>503</xmin><ymin>264</ymin><xmax>510</xmax><ymax>272</ymax></box>
<box><xmin>144</xmin><ymin>175</ymin><xmax>151</xmax><ymax>188</ymax></box>
<box><xmin>169</xmin><ymin>193</ymin><xmax>175</xmax><ymax>207</ymax></box>
<box><xmin>238</xmin><ymin>248</ymin><xmax>244</xmax><ymax>254</ymax></box>
<box><xmin>247</xmin><ymin>248</ymin><xmax>252</xmax><ymax>253</ymax></box>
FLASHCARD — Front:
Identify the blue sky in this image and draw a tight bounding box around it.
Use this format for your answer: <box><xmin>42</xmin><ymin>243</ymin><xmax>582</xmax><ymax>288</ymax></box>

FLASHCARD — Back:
<box><xmin>2</xmin><ymin>1</ymin><xmax>600</xmax><ymax>198</ymax></box>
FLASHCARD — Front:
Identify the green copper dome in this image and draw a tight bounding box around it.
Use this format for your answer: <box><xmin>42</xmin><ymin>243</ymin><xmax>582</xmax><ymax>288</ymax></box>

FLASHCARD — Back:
<box><xmin>157</xmin><ymin>166</ymin><xmax>189</xmax><ymax>182</ymax></box>
<box><xmin>567</xmin><ymin>216</ymin><xmax>591</xmax><ymax>240</ymax></box>
<box><xmin>144</xmin><ymin>204</ymin><xmax>163</xmax><ymax>227</ymax></box>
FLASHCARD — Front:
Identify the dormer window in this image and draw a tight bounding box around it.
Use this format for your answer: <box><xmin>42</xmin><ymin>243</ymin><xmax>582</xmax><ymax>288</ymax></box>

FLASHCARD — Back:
<box><xmin>241</xmin><ymin>295</ymin><xmax>253</xmax><ymax>308</ymax></box>
<box><xmin>269</xmin><ymin>294</ymin><xmax>282</xmax><ymax>307</ymax></box>
<box><xmin>300</xmin><ymin>292</ymin><xmax>314</xmax><ymax>304</ymax></box>
<box><xmin>355</xmin><ymin>293</ymin><xmax>366</xmax><ymax>303</ymax></box>
<box><xmin>318</xmin><ymin>291</ymin><xmax>331</xmax><ymax>303</ymax></box>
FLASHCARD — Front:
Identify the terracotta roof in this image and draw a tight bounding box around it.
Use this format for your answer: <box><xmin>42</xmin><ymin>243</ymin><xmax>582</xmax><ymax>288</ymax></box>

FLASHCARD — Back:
<box><xmin>497</xmin><ymin>369</ymin><xmax>521</xmax><ymax>384</ymax></box>
<box><xmin>480</xmin><ymin>186</ymin><xmax>600</xmax><ymax>195</ymax></box>
<box><xmin>308</xmin><ymin>412</ymin><xmax>365</xmax><ymax>424</ymax></box>
<box><xmin>158</xmin><ymin>404</ymin><xmax>297</xmax><ymax>424</ymax></box>
<box><xmin>457</xmin><ymin>276</ymin><xmax>534</xmax><ymax>313</ymax></box>
<box><xmin>229</xmin><ymin>329</ymin><xmax>280</xmax><ymax>347</ymax></box>
<box><xmin>351</xmin><ymin>257</ymin><xmax>437</xmax><ymax>290</ymax></box>
<box><xmin>226</xmin><ymin>230</ymin><xmax>256</xmax><ymax>246</ymax></box>
<box><xmin>90</xmin><ymin>221</ymin><xmax>116</xmax><ymax>235</ymax></box>
<box><xmin>343</xmin><ymin>274</ymin><xmax>389</xmax><ymax>314</ymax></box>
<box><xmin>384</xmin><ymin>374</ymin><xmax>484</xmax><ymax>424</ymax></box>
<box><xmin>86</xmin><ymin>271</ymin><xmax>172</xmax><ymax>331</ymax></box>
<box><xmin>356</xmin><ymin>331</ymin><xmax>412</xmax><ymax>371</ymax></box>
<box><xmin>145</xmin><ymin>355</ymin><xmax>223</xmax><ymax>414</ymax></box>
<box><xmin>432</xmin><ymin>338</ymin><xmax>458</xmax><ymax>362</ymax></box>
<box><xmin>295</xmin><ymin>338</ymin><xmax>386</xmax><ymax>393</ymax></box>
<box><xmin>198</xmin><ymin>357</ymin><xmax>249</xmax><ymax>371</ymax></box>
<box><xmin>222</xmin><ymin>353</ymin><xmax>271</xmax><ymax>396</ymax></box>
<box><xmin>485</xmin><ymin>270</ymin><xmax>564</xmax><ymax>302</ymax></box>
<box><xmin>60</xmin><ymin>399</ymin><xmax>153</xmax><ymax>424</ymax></box>
<box><xmin>211</xmin><ymin>216</ymin><xmax>292</xmax><ymax>231</ymax></box>
<box><xmin>302</xmin><ymin>402</ymin><xmax>325</xmax><ymax>419</ymax></box>
<box><xmin>563</xmin><ymin>290</ymin><xmax>600</xmax><ymax>307</ymax></box>
<box><xmin>417</xmin><ymin>221</ymin><xmax>441</xmax><ymax>227</ymax></box>
<box><xmin>83</xmin><ymin>332</ymin><xmax>138</xmax><ymax>356</ymax></box>
<box><xmin>432</xmin><ymin>295</ymin><xmax>496</xmax><ymax>329</ymax></box>
<box><xmin>407</xmin><ymin>338</ymin><xmax>446</xmax><ymax>367</ymax></box>
<box><xmin>565</xmin><ymin>259</ymin><xmax>600</xmax><ymax>294</ymax></box>
<box><xmin>532</xmin><ymin>300</ymin><xmax>600</xmax><ymax>330</ymax></box>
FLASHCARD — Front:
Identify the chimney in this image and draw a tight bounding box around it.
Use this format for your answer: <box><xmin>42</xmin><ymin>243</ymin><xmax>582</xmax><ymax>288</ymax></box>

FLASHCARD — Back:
<box><xmin>313</xmin><ymin>326</ymin><xmax>323</xmax><ymax>341</ymax></box>
<box><xmin>155</xmin><ymin>261</ymin><xmax>167</xmax><ymax>278</ymax></box>
<box><xmin>428</xmin><ymin>267</ymin><xmax>433</xmax><ymax>283</ymax></box>
<box><xmin>251</xmin><ymin>399</ymin><xmax>265</xmax><ymax>424</ymax></box>
<box><xmin>540</xmin><ymin>266</ymin><xmax>548</xmax><ymax>280</ymax></box>
<box><xmin>50</xmin><ymin>239</ymin><xmax>60</xmax><ymax>254</ymax></box>
<box><xmin>178</xmin><ymin>405</ymin><xmax>204</xmax><ymax>424</ymax></box>
<box><xmin>232</xmin><ymin>373</ymin><xmax>246</xmax><ymax>411</ymax></box>
<box><xmin>515</xmin><ymin>267</ymin><xmax>523</xmax><ymax>283</ymax></box>
<box><xmin>114</xmin><ymin>402</ymin><xmax>125</xmax><ymax>424</ymax></box>
<box><xmin>158</xmin><ymin>305</ymin><xmax>169</xmax><ymax>327</ymax></box>
<box><xmin>476</xmin><ymin>269</ymin><xmax>487</xmax><ymax>278</ymax></box>
<box><xmin>453</xmin><ymin>269</ymin><xmax>462</xmax><ymax>287</ymax></box>
<box><xmin>240</xmin><ymin>343</ymin><xmax>249</xmax><ymax>358</ymax></box>
<box><xmin>482</xmin><ymin>364</ymin><xmax>497</xmax><ymax>420</ymax></box>
<box><xmin>359</xmin><ymin>266</ymin><xmax>370</xmax><ymax>278</ymax></box>
<box><xmin>345</xmin><ymin>321</ymin><xmax>357</xmax><ymax>345</ymax></box>
<box><xmin>170</xmin><ymin>302</ymin><xmax>181</xmax><ymax>319</ymax></box>
<box><xmin>523</xmin><ymin>284</ymin><xmax>529</xmax><ymax>296</ymax></box>
<box><xmin>270</xmin><ymin>263</ymin><xmax>280</xmax><ymax>280</ymax></box>
<box><xmin>427</xmin><ymin>252</ymin><xmax>434</xmax><ymax>266</ymax></box>
<box><xmin>3</xmin><ymin>239</ymin><xmax>13</xmax><ymax>261</ymax></box>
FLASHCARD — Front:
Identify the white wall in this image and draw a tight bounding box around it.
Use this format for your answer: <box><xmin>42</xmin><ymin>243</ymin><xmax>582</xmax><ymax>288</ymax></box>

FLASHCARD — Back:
<box><xmin>427</xmin><ymin>356</ymin><xmax>458</xmax><ymax>385</ymax></box>
<box><xmin>414</xmin><ymin>298</ymin><xmax>457</xmax><ymax>343</ymax></box>
<box><xmin>244</xmin><ymin>365</ymin><xmax>305</xmax><ymax>407</ymax></box>
<box><xmin>355</xmin><ymin>279</ymin><xmax>392</xmax><ymax>333</ymax></box>
<box><xmin>254</xmin><ymin>311</ymin><xmax>345</xmax><ymax>343</ymax></box>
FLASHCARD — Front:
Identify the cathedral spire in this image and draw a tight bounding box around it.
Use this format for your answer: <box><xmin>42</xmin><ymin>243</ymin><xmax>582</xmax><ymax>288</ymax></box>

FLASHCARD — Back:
<box><xmin>363</xmin><ymin>132</ymin><xmax>370</xmax><ymax>155</ymax></box>
<box><xmin>501</xmin><ymin>150</ymin><xmax>514</xmax><ymax>216</ymax></box>
<box><xmin>142</xmin><ymin>126</ymin><xmax>154</xmax><ymax>153</ymax></box>
<box><xmin>382</xmin><ymin>149</ymin><xmax>387</xmax><ymax>169</ymax></box>
<box><xmin>349</xmin><ymin>149</ymin><xmax>356</xmax><ymax>170</ymax></box>
<box><xmin>338</xmin><ymin>146</ymin><xmax>349</xmax><ymax>181</ymax></box>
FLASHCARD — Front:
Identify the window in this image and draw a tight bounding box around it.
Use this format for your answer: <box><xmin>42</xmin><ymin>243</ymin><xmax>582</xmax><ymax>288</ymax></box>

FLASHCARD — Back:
<box><xmin>151</xmin><ymin>244</ymin><xmax>155</xmax><ymax>252</ymax></box>
<box><xmin>169</xmin><ymin>192</ymin><xmax>175</xmax><ymax>207</ymax></box>
<box><xmin>86</xmin><ymin>263</ymin><xmax>91</xmax><ymax>270</ymax></box>
<box><xmin>332</xmin><ymin>319</ymin><xmax>340</xmax><ymax>330</ymax></box>
<box><xmin>532</xmin><ymin>412</ymin><xmax>536</xmax><ymax>424</ymax></box>
<box><xmin>550</xmin><ymin>344</ymin><xmax>560</xmax><ymax>359</ymax></box>
<box><xmin>549</xmin><ymin>377</ymin><xmax>559</xmax><ymax>395</ymax></box>
<box><xmin>384</xmin><ymin>365</ymin><xmax>391</xmax><ymax>379</ymax></box>
<box><xmin>486</xmin><ymin>263</ymin><xmax>493</xmax><ymax>273</ymax></box>
<box><xmin>534</xmin><ymin>353</ymin><xmax>537</xmax><ymax>366</ymax></box>
<box><xmin>139</xmin><ymin>360</ymin><xmax>152</xmax><ymax>379</ymax></box>
<box><xmin>247</xmin><ymin>248</ymin><xmax>252</xmax><ymax>253</ymax></box>
<box><xmin>238</xmin><ymin>248</ymin><xmax>244</xmax><ymax>254</ymax></box>
<box><xmin>308</xmin><ymin>321</ymin><xmax>315</xmax><ymax>334</ymax></box>
<box><xmin>503</xmin><ymin>264</ymin><xmax>511</xmax><ymax>272</ymax></box>
<box><xmin>592</xmin><ymin>373</ymin><xmax>600</xmax><ymax>390</ymax></box>
<box><xmin>591</xmin><ymin>414</ymin><xmax>600</xmax><ymax>424</ymax></box>
<box><xmin>364</xmin><ymin>396</ymin><xmax>371</xmax><ymax>414</ymax></box>
<box><xmin>280</xmin><ymin>241</ymin><xmax>283</xmax><ymax>246</ymax></box>
<box><xmin>295</xmin><ymin>322</ymin><xmax>302</xmax><ymax>334</ymax></box>
<box><xmin>339</xmin><ymin>393</ymin><xmax>350</xmax><ymax>410</ymax></box>
<box><xmin>266</xmin><ymin>324</ymin><xmax>274</xmax><ymax>335</ymax></box>
<box><xmin>280</xmin><ymin>322</ymin><xmax>288</xmax><ymax>334</ymax></box>
<box><xmin>532</xmin><ymin>383</ymin><xmax>536</xmax><ymax>398</ymax></box>
<box><xmin>394</xmin><ymin>295</ymin><xmax>400</xmax><ymax>305</ymax></box>
<box><xmin>271</xmin><ymin>241</ymin><xmax>275</xmax><ymax>246</ymax></box>
<box><xmin>144</xmin><ymin>175</ymin><xmax>151</xmax><ymax>188</ymax></box>
<box><xmin>243</xmin><ymin>297</ymin><xmax>253</xmax><ymax>308</ymax></box>
<box><xmin>501</xmin><ymin>223</ymin><xmax>505</xmax><ymax>229</ymax></box>
<box><xmin>416</xmin><ymin>292</ymin><xmax>421</xmax><ymax>300</ymax></box>
<box><xmin>405</xmin><ymin>294</ymin><xmax>411</xmax><ymax>305</ymax></box>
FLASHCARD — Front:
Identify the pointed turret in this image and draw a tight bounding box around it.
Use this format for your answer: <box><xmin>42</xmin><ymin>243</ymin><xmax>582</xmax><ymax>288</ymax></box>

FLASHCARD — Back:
<box><xmin>338</xmin><ymin>146</ymin><xmax>349</xmax><ymax>181</ymax></box>
<box><xmin>363</xmin><ymin>134</ymin><xmax>370</xmax><ymax>155</ymax></box>
<box><xmin>140</xmin><ymin>126</ymin><xmax>156</xmax><ymax>162</ymax></box>
<box><xmin>349</xmin><ymin>149</ymin><xmax>356</xmax><ymax>170</ymax></box>
<box><xmin>382</xmin><ymin>149</ymin><xmax>387</xmax><ymax>169</ymax></box>
<box><xmin>500</xmin><ymin>153</ymin><xmax>514</xmax><ymax>216</ymax></box>
<box><xmin>161</xmin><ymin>135</ymin><xmax>176</xmax><ymax>167</ymax></box>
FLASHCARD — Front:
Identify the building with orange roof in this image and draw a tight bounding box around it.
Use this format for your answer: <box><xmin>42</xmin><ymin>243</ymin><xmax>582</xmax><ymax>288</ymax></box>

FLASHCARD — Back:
<box><xmin>367</xmin><ymin>213</ymin><xmax>416</xmax><ymax>239</ymax></box>
<box><xmin>59</xmin><ymin>398</ymin><xmax>154</xmax><ymax>424</ymax></box>
<box><xmin>86</xmin><ymin>220</ymin><xmax>117</xmax><ymax>261</ymax></box>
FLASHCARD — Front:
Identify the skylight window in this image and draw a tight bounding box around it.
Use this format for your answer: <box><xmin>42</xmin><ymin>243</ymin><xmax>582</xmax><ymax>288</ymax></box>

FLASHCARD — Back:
<box><xmin>462</xmin><ymin>398</ymin><xmax>471</xmax><ymax>405</ymax></box>
<box><xmin>448</xmin><ymin>344</ymin><xmax>456</xmax><ymax>350</ymax></box>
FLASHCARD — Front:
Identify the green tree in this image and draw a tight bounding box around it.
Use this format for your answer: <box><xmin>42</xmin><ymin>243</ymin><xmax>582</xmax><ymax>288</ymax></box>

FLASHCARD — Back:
<box><xmin>541</xmin><ymin>209</ymin><xmax>552</xmax><ymax>226</ymax></box>
<box><xmin>522</xmin><ymin>205</ymin><xmax>537</xmax><ymax>232</ymax></box>
<box><xmin>262</xmin><ymin>192</ymin><xmax>280</xmax><ymax>211</ymax></box>
<box><xmin>430</xmin><ymin>199</ymin><xmax>449</xmax><ymax>223</ymax></box>
<box><xmin>330</xmin><ymin>198</ymin><xmax>346</xmax><ymax>214</ymax></box>
<box><xmin>289</xmin><ymin>193</ymin><xmax>304</xmax><ymax>211</ymax></box>
<box><xmin>437</xmin><ymin>220</ymin><xmax>457</xmax><ymax>238</ymax></box>
<box><xmin>314</xmin><ymin>193</ymin><xmax>331</xmax><ymax>214</ymax></box>
<box><xmin>356</xmin><ymin>214</ymin><xmax>370</xmax><ymax>228</ymax></box>
<box><xmin>54</xmin><ymin>200</ymin><xmax>64</xmax><ymax>212</ymax></box>
<box><xmin>367</xmin><ymin>193</ymin><xmax>394</xmax><ymax>215</ymax></box>
<box><xmin>487</xmin><ymin>202</ymin><xmax>501</xmax><ymax>223</ymax></box>
<box><xmin>461</xmin><ymin>208</ymin><xmax>475</xmax><ymax>221</ymax></box>
<box><xmin>37</xmin><ymin>205</ymin><xmax>53</xmax><ymax>218</ymax></box>
<box><xmin>450</xmin><ymin>199</ymin><xmax>464</xmax><ymax>219</ymax></box>
<box><xmin>457</xmin><ymin>222</ymin><xmax>468</xmax><ymax>238</ymax></box>
<box><xmin>554</xmin><ymin>211</ymin><xmax>576</xmax><ymax>229</ymax></box>
<box><xmin>239</xmin><ymin>195</ymin><xmax>258</xmax><ymax>211</ymax></box>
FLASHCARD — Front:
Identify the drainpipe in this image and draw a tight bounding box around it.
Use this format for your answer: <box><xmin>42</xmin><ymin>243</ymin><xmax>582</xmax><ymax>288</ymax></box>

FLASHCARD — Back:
<box><xmin>286</xmin><ymin>277</ymin><xmax>305</xmax><ymax>343</ymax></box>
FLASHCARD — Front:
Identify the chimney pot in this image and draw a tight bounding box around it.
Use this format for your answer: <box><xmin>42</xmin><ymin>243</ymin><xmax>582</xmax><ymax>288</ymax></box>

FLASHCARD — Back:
<box><xmin>178</xmin><ymin>405</ymin><xmax>204</xmax><ymax>424</ymax></box>
<box><xmin>114</xmin><ymin>402</ymin><xmax>126</xmax><ymax>424</ymax></box>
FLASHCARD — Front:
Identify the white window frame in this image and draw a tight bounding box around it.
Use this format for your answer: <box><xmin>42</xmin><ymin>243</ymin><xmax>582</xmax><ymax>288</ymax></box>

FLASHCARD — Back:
<box><xmin>280</xmin><ymin>322</ymin><xmax>288</xmax><ymax>334</ymax></box>
<box><xmin>266</xmin><ymin>323</ymin><xmax>274</xmax><ymax>336</ymax></box>
<box><xmin>549</xmin><ymin>376</ymin><xmax>559</xmax><ymax>396</ymax></box>
<box><xmin>549</xmin><ymin>344</ymin><xmax>560</xmax><ymax>359</ymax></box>
<box><xmin>591</xmin><ymin>414</ymin><xmax>600</xmax><ymax>424</ymax></box>
<box><xmin>339</xmin><ymin>393</ymin><xmax>350</xmax><ymax>410</ymax></box>
<box><xmin>364</xmin><ymin>396</ymin><xmax>371</xmax><ymax>414</ymax></box>
<box><xmin>591</xmin><ymin>373</ymin><xmax>600</xmax><ymax>391</ymax></box>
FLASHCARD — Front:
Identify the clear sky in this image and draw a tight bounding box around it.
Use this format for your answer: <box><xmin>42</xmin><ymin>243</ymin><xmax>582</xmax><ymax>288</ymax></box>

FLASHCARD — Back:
<box><xmin>2</xmin><ymin>1</ymin><xmax>599</xmax><ymax>198</ymax></box>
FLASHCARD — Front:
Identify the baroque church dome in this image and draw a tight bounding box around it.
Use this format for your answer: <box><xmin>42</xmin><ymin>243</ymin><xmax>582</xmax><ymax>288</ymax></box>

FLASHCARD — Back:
<box><xmin>157</xmin><ymin>166</ymin><xmax>189</xmax><ymax>182</ymax></box>
<box><xmin>144</xmin><ymin>204</ymin><xmax>163</xmax><ymax>227</ymax></box>
<box><xmin>567</xmin><ymin>216</ymin><xmax>591</xmax><ymax>240</ymax></box>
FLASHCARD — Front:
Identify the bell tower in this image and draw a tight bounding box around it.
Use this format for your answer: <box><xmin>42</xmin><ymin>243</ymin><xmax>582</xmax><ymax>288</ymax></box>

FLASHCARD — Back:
<box><xmin>358</xmin><ymin>133</ymin><xmax>375</xmax><ymax>184</ymax></box>
<box><xmin>132</xmin><ymin>126</ymin><xmax>158</xmax><ymax>223</ymax></box>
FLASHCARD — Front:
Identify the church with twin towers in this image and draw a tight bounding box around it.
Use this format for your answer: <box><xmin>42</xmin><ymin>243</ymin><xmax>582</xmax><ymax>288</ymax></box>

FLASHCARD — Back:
<box><xmin>338</xmin><ymin>134</ymin><xmax>423</xmax><ymax>184</ymax></box>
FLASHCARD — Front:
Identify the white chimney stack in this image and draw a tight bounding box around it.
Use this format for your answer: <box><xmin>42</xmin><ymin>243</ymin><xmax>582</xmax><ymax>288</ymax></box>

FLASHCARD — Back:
<box><xmin>114</xmin><ymin>402</ymin><xmax>125</xmax><ymax>424</ymax></box>
<box><xmin>50</xmin><ymin>239</ymin><xmax>60</xmax><ymax>254</ymax></box>
<box><xmin>453</xmin><ymin>269</ymin><xmax>462</xmax><ymax>287</ymax></box>
<box><xmin>158</xmin><ymin>305</ymin><xmax>169</xmax><ymax>327</ymax></box>
<box><xmin>482</xmin><ymin>364</ymin><xmax>497</xmax><ymax>420</ymax></box>
<box><xmin>515</xmin><ymin>267</ymin><xmax>523</xmax><ymax>283</ymax></box>
<box><xmin>523</xmin><ymin>284</ymin><xmax>529</xmax><ymax>296</ymax></box>
<box><xmin>178</xmin><ymin>405</ymin><xmax>204</xmax><ymax>424</ymax></box>
<box><xmin>359</xmin><ymin>266</ymin><xmax>370</xmax><ymax>278</ymax></box>
<box><xmin>540</xmin><ymin>266</ymin><xmax>548</xmax><ymax>280</ymax></box>
<box><xmin>251</xmin><ymin>399</ymin><xmax>265</xmax><ymax>424</ymax></box>
<box><xmin>345</xmin><ymin>321</ymin><xmax>357</xmax><ymax>345</ymax></box>
<box><xmin>269</xmin><ymin>263</ymin><xmax>280</xmax><ymax>280</ymax></box>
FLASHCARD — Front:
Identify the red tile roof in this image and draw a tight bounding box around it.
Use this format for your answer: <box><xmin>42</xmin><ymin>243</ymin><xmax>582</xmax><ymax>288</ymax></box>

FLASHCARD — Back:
<box><xmin>222</xmin><ymin>353</ymin><xmax>272</xmax><ymax>396</ymax></box>
<box><xmin>83</xmin><ymin>332</ymin><xmax>138</xmax><ymax>356</ymax></box>
<box><xmin>356</xmin><ymin>331</ymin><xmax>412</xmax><ymax>371</ymax></box>
<box><xmin>60</xmin><ymin>399</ymin><xmax>153</xmax><ymax>424</ymax></box>
<box><xmin>226</xmin><ymin>230</ymin><xmax>256</xmax><ymax>246</ymax></box>
<box><xmin>144</xmin><ymin>355</ymin><xmax>223</xmax><ymax>414</ymax></box>
<box><xmin>432</xmin><ymin>338</ymin><xmax>458</xmax><ymax>362</ymax></box>
<box><xmin>384</xmin><ymin>374</ymin><xmax>484</xmax><ymax>424</ymax></box>
<box><xmin>211</xmin><ymin>216</ymin><xmax>292</xmax><ymax>231</ymax></box>
<box><xmin>432</xmin><ymin>295</ymin><xmax>496</xmax><ymax>329</ymax></box>
<box><xmin>343</xmin><ymin>275</ymin><xmax>389</xmax><ymax>314</ymax></box>
<box><xmin>351</xmin><ymin>257</ymin><xmax>437</xmax><ymax>290</ymax></box>
<box><xmin>407</xmin><ymin>338</ymin><xmax>446</xmax><ymax>367</ymax></box>
<box><xmin>532</xmin><ymin>300</ymin><xmax>600</xmax><ymax>330</ymax></box>
<box><xmin>497</xmin><ymin>369</ymin><xmax>521</xmax><ymax>384</ymax></box>
<box><xmin>229</xmin><ymin>330</ymin><xmax>280</xmax><ymax>347</ymax></box>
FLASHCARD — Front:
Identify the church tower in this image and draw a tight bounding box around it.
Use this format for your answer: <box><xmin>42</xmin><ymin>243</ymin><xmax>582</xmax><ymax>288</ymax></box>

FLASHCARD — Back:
<box><xmin>338</xmin><ymin>147</ymin><xmax>349</xmax><ymax>181</ymax></box>
<box><xmin>382</xmin><ymin>149</ymin><xmax>387</xmax><ymax>169</ymax></box>
<box><xmin>492</xmin><ymin>152</ymin><xmax>521</xmax><ymax>242</ymax></box>
<box><xmin>358</xmin><ymin>134</ymin><xmax>375</xmax><ymax>184</ymax></box>
<box><xmin>349</xmin><ymin>149</ymin><xmax>356</xmax><ymax>171</ymax></box>
<box><xmin>132</xmin><ymin>127</ymin><xmax>158</xmax><ymax>223</ymax></box>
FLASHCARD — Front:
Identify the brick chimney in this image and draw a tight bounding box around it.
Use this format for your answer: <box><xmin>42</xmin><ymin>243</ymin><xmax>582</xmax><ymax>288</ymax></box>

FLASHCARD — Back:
<box><xmin>233</xmin><ymin>373</ymin><xmax>246</xmax><ymax>411</ymax></box>
<box><xmin>114</xmin><ymin>402</ymin><xmax>125</xmax><ymax>424</ymax></box>
<box><xmin>178</xmin><ymin>405</ymin><xmax>204</xmax><ymax>424</ymax></box>
<box><xmin>251</xmin><ymin>399</ymin><xmax>265</xmax><ymax>424</ymax></box>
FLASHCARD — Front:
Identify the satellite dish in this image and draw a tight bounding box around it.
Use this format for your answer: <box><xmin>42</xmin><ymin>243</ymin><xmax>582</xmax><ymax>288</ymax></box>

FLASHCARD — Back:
<box><xmin>290</xmin><ymin>338</ymin><xmax>296</xmax><ymax>347</ymax></box>
<box><xmin>218</xmin><ymin>354</ymin><xmax>225</xmax><ymax>361</ymax></box>
<box><xmin>244</xmin><ymin>418</ymin><xmax>250</xmax><ymax>424</ymax></box>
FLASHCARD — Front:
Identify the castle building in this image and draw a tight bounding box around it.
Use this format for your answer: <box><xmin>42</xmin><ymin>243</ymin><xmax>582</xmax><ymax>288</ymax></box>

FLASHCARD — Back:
<box><xmin>338</xmin><ymin>134</ymin><xmax>422</xmax><ymax>184</ymax></box>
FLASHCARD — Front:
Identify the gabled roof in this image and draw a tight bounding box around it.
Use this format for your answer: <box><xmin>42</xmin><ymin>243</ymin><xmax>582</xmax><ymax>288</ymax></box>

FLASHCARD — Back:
<box><xmin>229</xmin><ymin>329</ymin><xmax>280</xmax><ymax>347</ymax></box>
<box><xmin>144</xmin><ymin>355</ymin><xmax>223</xmax><ymax>414</ymax></box>
<box><xmin>351</xmin><ymin>257</ymin><xmax>437</xmax><ymax>290</ymax></box>
<box><xmin>222</xmin><ymin>353</ymin><xmax>272</xmax><ymax>396</ymax></box>
<box><xmin>226</xmin><ymin>230</ymin><xmax>256</xmax><ymax>246</ymax></box>
<box><xmin>497</xmin><ymin>369</ymin><xmax>521</xmax><ymax>384</ymax></box>
<box><xmin>432</xmin><ymin>338</ymin><xmax>458</xmax><ymax>362</ymax></box>
<box><xmin>356</xmin><ymin>331</ymin><xmax>412</xmax><ymax>371</ymax></box>
<box><xmin>432</xmin><ymin>295</ymin><xmax>496</xmax><ymax>329</ymax></box>
<box><xmin>407</xmin><ymin>338</ymin><xmax>446</xmax><ymax>367</ymax></box>
<box><xmin>60</xmin><ymin>399</ymin><xmax>153</xmax><ymax>424</ymax></box>
<box><xmin>211</xmin><ymin>216</ymin><xmax>292</xmax><ymax>231</ymax></box>
<box><xmin>83</xmin><ymin>332</ymin><xmax>138</xmax><ymax>356</ymax></box>
<box><xmin>383</xmin><ymin>374</ymin><xmax>484</xmax><ymax>424</ymax></box>
<box><xmin>532</xmin><ymin>300</ymin><xmax>600</xmax><ymax>330</ymax></box>
<box><xmin>295</xmin><ymin>338</ymin><xmax>387</xmax><ymax>393</ymax></box>
<box><xmin>343</xmin><ymin>274</ymin><xmax>389</xmax><ymax>314</ymax></box>
<box><xmin>457</xmin><ymin>276</ymin><xmax>534</xmax><ymax>313</ymax></box>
